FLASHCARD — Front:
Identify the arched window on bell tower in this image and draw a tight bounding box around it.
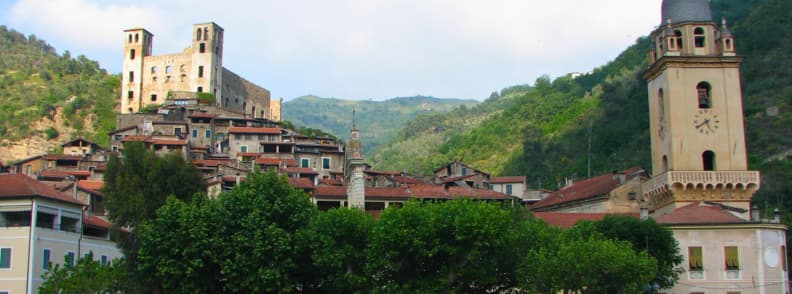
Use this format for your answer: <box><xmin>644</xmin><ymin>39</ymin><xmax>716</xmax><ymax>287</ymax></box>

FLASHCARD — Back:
<box><xmin>702</xmin><ymin>151</ymin><xmax>715</xmax><ymax>171</ymax></box>
<box><xmin>697</xmin><ymin>82</ymin><xmax>712</xmax><ymax>109</ymax></box>
<box><xmin>674</xmin><ymin>30</ymin><xmax>683</xmax><ymax>49</ymax></box>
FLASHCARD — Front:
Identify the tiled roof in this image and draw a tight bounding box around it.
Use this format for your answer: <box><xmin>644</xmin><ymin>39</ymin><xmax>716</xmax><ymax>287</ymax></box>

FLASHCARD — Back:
<box><xmin>193</xmin><ymin>159</ymin><xmax>222</xmax><ymax>167</ymax></box>
<box><xmin>61</xmin><ymin>137</ymin><xmax>99</xmax><ymax>148</ymax></box>
<box><xmin>152</xmin><ymin>139</ymin><xmax>187</xmax><ymax>145</ymax></box>
<box><xmin>390</xmin><ymin>176</ymin><xmax>426</xmax><ymax>185</ymax></box>
<box><xmin>283</xmin><ymin>159</ymin><xmax>299</xmax><ymax>167</ymax></box>
<box><xmin>0</xmin><ymin>174</ymin><xmax>85</xmax><ymax>205</ymax></box>
<box><xmin>83</xmin><ymin>215</ymin><xmax>110</xmax><ymax>229</ymax></box>
<box><xmin>43</xmin><ymin>154</ymin><xmax>84</xmax><ymax>161</ymax></box>
<box><xmin>78</xmin><ymin>180</ymin><xmax>104</xmax><ymax>194</ymax></box>
<box><xmin>40</xmin><ymin>170</ymin><xmax>71</xmax><ymax>179</ymax></box>
<box><xmin>229</xmin><ymin>127</ymin><xmax>281</xmax><ymax>135</ymax></box>
<box><xmin>442</xmin><ymin>174</ymin><xmax>477</xmax><ymax>183</ymax></box>
<box><xmin>319</xmin><ymin>178</ymin><xmax>343</xmax><ymax>186</ymax></box>
<box><xmin>191</xmin><ymin>145</ymin><xmax>210</xmax><ymax>150</ymax></box>
<box><xmin>655</xmin><ymin>202</ymin><xmax>746</xmax><ymax>225</ymax></box>
<box><xmin>313</xmin><ymin>184</ymin><xmax>511</xmax><ymax>201</ymax></box>
<box><xmin>236</xmin><ymin>152</ymin><xmax>259</xmax><ymax>157</ymax></box>
<box><xmin>288</xmin><ymin>178</ymin><xmax>315</xmax><ymax>190</ymax></box>
<box><xmin>531</xmin><ymin>167</ymin><xmax>644</xmax><ymax>210</ymax></box>
<box><xmin>534</xmin><ymin>212</ymin><xmax>639</xmax><ymax>228</ymax></box>
<box><xmin>121</xmin><ymin>135</ymin><xmax>150</xmax><ymax>142</ymax></box>
<box><xmin>282</xmin><ymin>167</ymin><xmax>319</xmax><ymax>175</ymax></box>
<box><xmin>490</xmin><ymin>176</ymin><xmax>526</xmax><ymax>184</ymax></box>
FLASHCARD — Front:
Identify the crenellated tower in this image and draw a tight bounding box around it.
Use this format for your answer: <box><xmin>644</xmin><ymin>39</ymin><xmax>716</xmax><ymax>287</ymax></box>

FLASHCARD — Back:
<box><xmin>643</xmin><ymin>0</ymin><xmax>758</xmax><ymax>218</ymax></box>
<box><xmin>190</xmin><ymin>23</ymin><xmax>224</xmax><ymax>107</ymax></box>
<box><xmin>121</xmin><ymin>28</ymin><xmax>153</xmax><ymax>113</ymax></box>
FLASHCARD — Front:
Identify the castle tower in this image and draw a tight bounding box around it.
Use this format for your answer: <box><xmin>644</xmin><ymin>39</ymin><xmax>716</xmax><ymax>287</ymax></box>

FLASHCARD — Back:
<box><xmin>121</xmin><ymin>28</ymin><xmax>153</xmax><ymax>113</ymax></box>
<box><xmin>643</xmin><ymin>0</ymin><xmax>759</xmax><ymax>217</ymax></box>
<box><xmin>190</xmin><ymin>22</ymin><xmax>224</xmax><ymax>106</ymax></box>
<box><xmin>346</xmin><ymin>111</ymin><xmax>366</xmax><ymax>209</ymax></box>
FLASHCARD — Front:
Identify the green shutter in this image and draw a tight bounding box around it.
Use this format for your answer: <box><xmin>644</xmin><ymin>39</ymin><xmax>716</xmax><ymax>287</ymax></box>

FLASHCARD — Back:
<box><xmin>0</xmin><ymin>248</ymin><xmax>11</xmax><ymax>268</ymax></box>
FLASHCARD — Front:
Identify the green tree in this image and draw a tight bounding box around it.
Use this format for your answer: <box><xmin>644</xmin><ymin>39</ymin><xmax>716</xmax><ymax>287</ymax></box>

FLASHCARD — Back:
<box><xmin>298</xmin><ymin>208</ymin><xmax>375</xmax><ymax>293</ymax></box>
<box><xmin>137</xmin><ymin>172</ymin><xmax>317</xmax><ymax>293</ymax></box>
<box><xmin>367</xmin><ymin>199</ymin><xmax>519</xmax><ymax>292</ymax></box>
<box><xmin>39</xmin><ymin>252</ymin><xmax>125</xmax><ymax>294</ymax></box>
<box><xmin>592</xmin><ymin>215</ymin><xmax>683</xmax><ymax>290</ymax></box>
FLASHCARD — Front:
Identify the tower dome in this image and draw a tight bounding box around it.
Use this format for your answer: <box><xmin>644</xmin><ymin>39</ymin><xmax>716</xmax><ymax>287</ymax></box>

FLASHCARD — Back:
<box><xmin>661</xmin><ymin>0</ymin><xmax>713</xmax><ymax>24</ymax></box>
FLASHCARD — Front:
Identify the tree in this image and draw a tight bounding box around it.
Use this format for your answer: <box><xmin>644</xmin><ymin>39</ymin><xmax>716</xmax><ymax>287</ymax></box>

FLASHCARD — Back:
<box><xmin>592</xmin><ymin>215</ymin><xmax>683</xmax><ymax>290</ymax></box>
<box><xmin>39</xmin><ymin>252</ymin><xmax>126</xmax><ymax>294</ymax></box>
<box><xmin>298</xmin><ymin>208</ymin><xmax>375</xmax><ymax>293</ymax></box>
<box><xmin>136</xmin><ymin>172</ymin><xmax>317</xmax><ymax>293</ymax></box>
<box><xmin>367</xmin><ymin>199</ymin><xmax>519</xmax><ymax>292</ymax></box>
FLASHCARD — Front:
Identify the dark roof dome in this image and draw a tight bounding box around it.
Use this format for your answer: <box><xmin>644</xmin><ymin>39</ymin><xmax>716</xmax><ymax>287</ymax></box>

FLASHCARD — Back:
<box><xmin>661</xmin><ymin>0</ymin><xmax>713</xmax><ymax>24</ymax></box>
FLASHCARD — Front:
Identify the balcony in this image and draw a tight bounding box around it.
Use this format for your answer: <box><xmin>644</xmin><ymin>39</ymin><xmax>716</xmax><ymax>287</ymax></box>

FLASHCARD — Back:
<box><xmin>644</xmin><ymin>170</ymin><xmax>760</xmax><ymax>195</ymax></box>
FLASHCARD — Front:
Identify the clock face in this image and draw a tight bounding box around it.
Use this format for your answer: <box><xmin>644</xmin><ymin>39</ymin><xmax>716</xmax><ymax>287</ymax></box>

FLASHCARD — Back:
<box><xmin>693</xmin><ymin>110</ymin><xmax>720</xmax><ymax>135</ymax></box>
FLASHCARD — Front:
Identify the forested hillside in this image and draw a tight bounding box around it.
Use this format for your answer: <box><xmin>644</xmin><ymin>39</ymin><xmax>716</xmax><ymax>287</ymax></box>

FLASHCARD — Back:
<box><xmin>370</xmin><ymin>0</ymin><xmax>792</xmax><ymax>201</ymax></box>
<box><xmin>283</xmin><ymin>95</ymin><xmax>477</xmax><ymax>154</ymax></box>
<box><xmin>0</xmin><ymin>26</ymin><xmax>118</xmax><ymax>161</ymax></box>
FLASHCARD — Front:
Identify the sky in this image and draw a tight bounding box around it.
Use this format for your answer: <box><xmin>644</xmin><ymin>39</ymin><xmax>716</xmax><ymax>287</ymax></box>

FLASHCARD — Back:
<box><xmin>0</xmin><ymin>0</ymin><xmax>662</xmax><ymax>101</ymax></box>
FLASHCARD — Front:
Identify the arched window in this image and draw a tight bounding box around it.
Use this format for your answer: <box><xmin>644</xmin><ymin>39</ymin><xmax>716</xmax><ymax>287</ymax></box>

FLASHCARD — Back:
<box><xmin>151</xmin><ymin>66</ymin><xmax>157</xmax><ymax>74</ymax></box>
<box><xmin>702</xmin><ymin>151</ymin><xmax>715</xmax><ymax>171</ymax></box>
<box><xmin>697</xmin><ymin>82</ymin><xmax>712</xmax><ymax>109</ymax></box>
<box><xmin>674</xmin><ymin>30</ymin><xmax>683</xmax><ymax>49</ymax></box>
<box><xmin>658</xmin><ymin>89</ymin><xmax>665</xmax><ymax>121</ymax></box>
<box><xmin>725</xmin><ymin>39</ymin><xmax>733</xmax><ymax>50</ymax></box>
<box><xmin>128</xmin><ymin>34</ymin><xmax>132</xmax><ymax>43</ymax></box>
<box><xmin>694</xmin><ymin>27</ymin><xmax>705</xmax><ymax>48</ymax></box>
<box><xmin>135</xmin><ymin>33</ymin><xmax>139</xmax><ymax>43</ymax></box>
<box><xmin>196</xmin><ymin>29</ymin><xmax>202</xmax><ymax>41</ymax></box>
<box><xmin>165</xmin><ymin>65</ymin><xmax>172</xmax><ymax>74</ymax></box>
<box><xmin>662</xmin><ymin>155</ymin><xmax>669</xmax><ymax>172</ymax></box>
<box><xmin>203</xmin><ymin>28</ymin><xmax>209</xmax><ymax>41</ymax></box>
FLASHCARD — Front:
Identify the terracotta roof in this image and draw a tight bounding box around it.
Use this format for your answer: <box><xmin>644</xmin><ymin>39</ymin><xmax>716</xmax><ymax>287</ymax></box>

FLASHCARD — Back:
<box><xmin>655</xmin><ymin>202</ymin><xmax>747</xmax><ymax>225</ymax></box>
<box><xmin>255</xmin><ymin>158</ymin><xmax>281</xmax><ymax>165</ymax></box>
<box><xmin>39</xmin><ymin>170</ymin><xmax>71</xmax><ymax>179</ymax></box>
<box><xmin>152</xmin><ymin>139</ymin><xmax>187</xmax><ymax>145</ymax></box>
<box><xmin>534</xmin><ymin>212</ymin><xmax>639</xmax><ymax>228</ymax></box>
<box><xmin>288</xmin><ymin>178</ymin><xmax>315</xmax><ymax>190</ymax></box>
<box><xmin>78</xmin><ymin>180</ymin><xmax>104</xmax><ymax>194</ymax></box>
<box><xmin>490</xmin><ymin>176</ymin><xmax>526</xmax><ymax>184</ymax></box>
<box><xmin>67</xmin><ymin>170</ymin><xmax>91</xmax><ymax>176</ymax></box>
<box><xmin>83</xmin><ymin>215</ymin><xmax>110</xmax><ymax>229</ymax></box>
<box><xmin>152</xmin><ymin>121</ymin><xmax>187</xmax><ymax>125</ymax></box>
<box><xmin>0</xmin><ymin>174</ymin><xmax>85</xmax><ymax>205</ymax></box>
<box><xmin>283</xmin><ymin>159</ymin><xmax>299</xmax><ymax>167</ymax></box>
<box><xmin>531</xmin><ymin>167</ymin><xmax>644</xmax><ymax>210</ymax></box>
<box><xmin>193</xmin><ymin>159</ymin><xmax>221</xmax><ymax>167</ymax></box>
<box><xmin>229</xmin><ymin>127</ymin><xmax>281</xmax><ymax>135</ymax></box>
<box><xmin>313</xmin><ymin>184</ymin><xmax>511</xmax><ymax>201</ymax></box>
<box><xmin>260</xmin><ymin>141</ymin><xmax>295</xmax><ymax>145</ymax></box>
<box><xmin>61</xmin><ymin>137</ymin><xmax>100</xmax><ymax>148</ymax></box>
<box><xmin>390</xmin><ymin>176</ymin><xmax>426</xmax><ymax>185</ymax></box>
<box><xmin>121</xmin><ymin>135</ymin><xmax>150</xmax><ymax>142</ymax></box>
<box><xmin>237</xmin><ymin>152</ymin><xmax>259</xmax><ymax>157</ymax></box>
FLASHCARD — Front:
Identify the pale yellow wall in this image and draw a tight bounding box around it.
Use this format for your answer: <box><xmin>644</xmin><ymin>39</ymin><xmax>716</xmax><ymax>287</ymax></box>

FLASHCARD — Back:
<box><xmin>0</xmin><ymin>227</ymin><xmax>31</xmax><ymax>294</ymax></box>
<box><xmin>668</xmin><ymin>225</ymin><xmax>789</xmax><ymax>294</ymax></box>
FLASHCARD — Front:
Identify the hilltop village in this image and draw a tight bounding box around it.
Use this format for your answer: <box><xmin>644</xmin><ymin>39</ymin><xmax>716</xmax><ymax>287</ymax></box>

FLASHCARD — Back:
<box><xmin>0</xmin><ymin>0</ymin><xmax>789</xmax><ymax>293</ymax></box>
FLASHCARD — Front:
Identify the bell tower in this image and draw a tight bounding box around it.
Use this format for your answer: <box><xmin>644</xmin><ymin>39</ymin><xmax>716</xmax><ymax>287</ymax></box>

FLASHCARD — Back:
<box><xmin>643</xmin><ymin>0</ymin><xmax>759</xmax><ymax>217</ymax></box>
<box><xmin>191</xmin><ymin>22</ymin><xmax>223</xmax><ymax>107</ymax></box>
<box><xmin>121</xmin><ymin>28</ymin><xmax>152</xmax><ymax>113</ymax></box>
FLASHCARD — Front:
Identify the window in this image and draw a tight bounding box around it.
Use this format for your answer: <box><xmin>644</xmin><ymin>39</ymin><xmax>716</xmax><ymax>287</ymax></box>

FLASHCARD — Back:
<box><xmin>197</xmin><ymin>86</ymin><xmax>203</xmax><ymax>93</ymax></box>
<box><xmin>128</xmin><ymin>71</ymin><xmax>134</xmax><ymax>82</ymax></box>
<box><xmin>322</xmin><ymin>157</ymin><xmax>331</xmax><ymax>170</ymax></box>
<box><xmin>205</xmin><ymin>130</ymin><xmax>211</xmax><ymax>138</ymax></box>
<box><xmin>192</xmin><ymin>130</ymin><xmax>198</xmax><ymax>138</ymax></box>
<box><xmin>725</xmin><ymin>39</ymin><xmax>733</xmax><ymax>50</ymax></box>
<box><xmin>128</xmin><ymin>34</ymin><xmax>132</xmax><ymax>43</ymax></box>
<box><xmin>129</xmin><ymin>49</ymin><xmax>135</xmax><ymax>60</ymax></box>
<box><xmin>662</xmin><ymin>155</ymin><xmax>669</xmax><ymax>171</ymax></box>
<box><xmin>165</xmin><ymin>65</ymin><xmax>172</xmax><ymax>74</ymax></box>
<box><xmin>0</xmin><ymin>247</ymin><xmax>10</xmax><ymax>268</ymax></box>
<box><xmin>462</xmin><ymin>167</ymin><xmax>468</xmax><ymax>176</ymax></box>
<box><xmin>43</xmin><ymin>249</ymin><xmax>51</xmax><ymax>270</ymax></box>
<box><xmin>66</xmin><ymin>251</ymin><xmax>75</xmax><ymax>267</ymax></box>
<box><xmin>506</xmin><ymin>184</ymin><xmax>513</xmax><ymax>195</ymax></box>
<box><xmin>240</xmin><ymin>145</ymin><xmax>248</xmax><ymax>153</ymax></box>
<box><xmin>783</xmin><ymin>246</ymin><xmax>788</xmax><ymax>271</ymax></box>
<box><xmin>725</xmin><ymin>246</ymin><xmax>739</xmax><ymax>270</ymax></box>
<box><xmin>688</xmin><ymin>246</ymin><xmax>703</xmax><ymax>271</ymax></box>
<box><xmin>199</xmin><ymin>43</ymin><xmax>206</xmax><ymax>53</ymax></box>
<box><xmin>694</xmin><ymin>27</ymin><xmax>705</xmax><ymax>48</ymax></box>
<box><xmin>697</xmin><ymin>82</ymin><xmax>712</xmax><ymax>109</ymax></box>
<box><xmin>127</xmin><ymin>91</ymin><xmax>134</xmax><ymax>99</ymax></box>
<box><xmin>301</xmin><ymin>158</ymin><xmax>310</xmax><ymax>168</ymax></box>
<box><xmin>658</xmin><ymin>89</ymin><xmax>665</xmax><ymax>121</ymax></box>
<box><xmin>703</xmin><ymin>151</ymin><xmax>715</xmax><ymax>171</ymax></box>
<box><xmin>174</xmin><ymin>127</ymin><xmax>182</xmax><ymax>136</ymax></box>
<box><xmin>101</xmin><ymin>255</ymin><xmax>108</xmax><ymax>266</ymax></box>
<box><xmin>674</xmin><ymin>30</ymin><xmax>683</xmax><ymax>49</ymax></box>
<box><xmin>134</xmin><ymin>33</ymin><xmax>139</xmax><ymax>43</ymax></box>
<box><xmin>198</xmin><ymin>66</ymin><xmax>204</xmax><ymax>78</ymax></box>
<box><xmin>151</xmin><ymin>94</ymin><xmax>157</xmax><ymax>102</ymax></box>
<box><xmin>151</xmin><ymin>66</ymin><xmax>157</xmax><ymax>74</ymax></box>
<box><xmin>196</xmin><ymin>28</ymin><xmax>202</xmax><ymax>41</ymax></box>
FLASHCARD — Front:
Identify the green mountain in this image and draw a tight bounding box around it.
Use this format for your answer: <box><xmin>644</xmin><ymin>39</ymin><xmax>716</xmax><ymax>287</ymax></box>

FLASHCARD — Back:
<box><xmin>282</xmin><ymin>95</ymin><xmax>478</xmax><ymax>154</ymax></box>
<box><xmin>369</xmin><ymin>0</ymin><xmax>792</xmax><ymax>200</ymax></box>
<box><xmin>0</xmin><ymin>25</ymin><xmax>118</xmax><ymax>161</ymax></box>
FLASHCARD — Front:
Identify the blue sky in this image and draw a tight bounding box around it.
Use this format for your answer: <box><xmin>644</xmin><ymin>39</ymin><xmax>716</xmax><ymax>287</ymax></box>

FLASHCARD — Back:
<box><xmin>0</xmin><ymin>0</ymin><xmax>661</xmax><ymax>101</ymax></box>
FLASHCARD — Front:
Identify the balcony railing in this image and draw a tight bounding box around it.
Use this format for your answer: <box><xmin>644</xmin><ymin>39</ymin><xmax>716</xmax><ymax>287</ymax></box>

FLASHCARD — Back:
<box><xmin>644</xmin><ymin>170</ymin><xmax>760</xmax><ymax>194</ymax></box>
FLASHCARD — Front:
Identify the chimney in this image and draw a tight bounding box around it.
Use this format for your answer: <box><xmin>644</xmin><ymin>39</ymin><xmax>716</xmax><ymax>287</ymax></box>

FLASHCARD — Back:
<box><xmin>774</xmin><ymin>208</ymin><xmax>781</xmax><ymax>223</ymax></box>
<box><xmin>751</xmin><ymin>205</ymin><xmax>760</xmax><ymax>222</ymax></box>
